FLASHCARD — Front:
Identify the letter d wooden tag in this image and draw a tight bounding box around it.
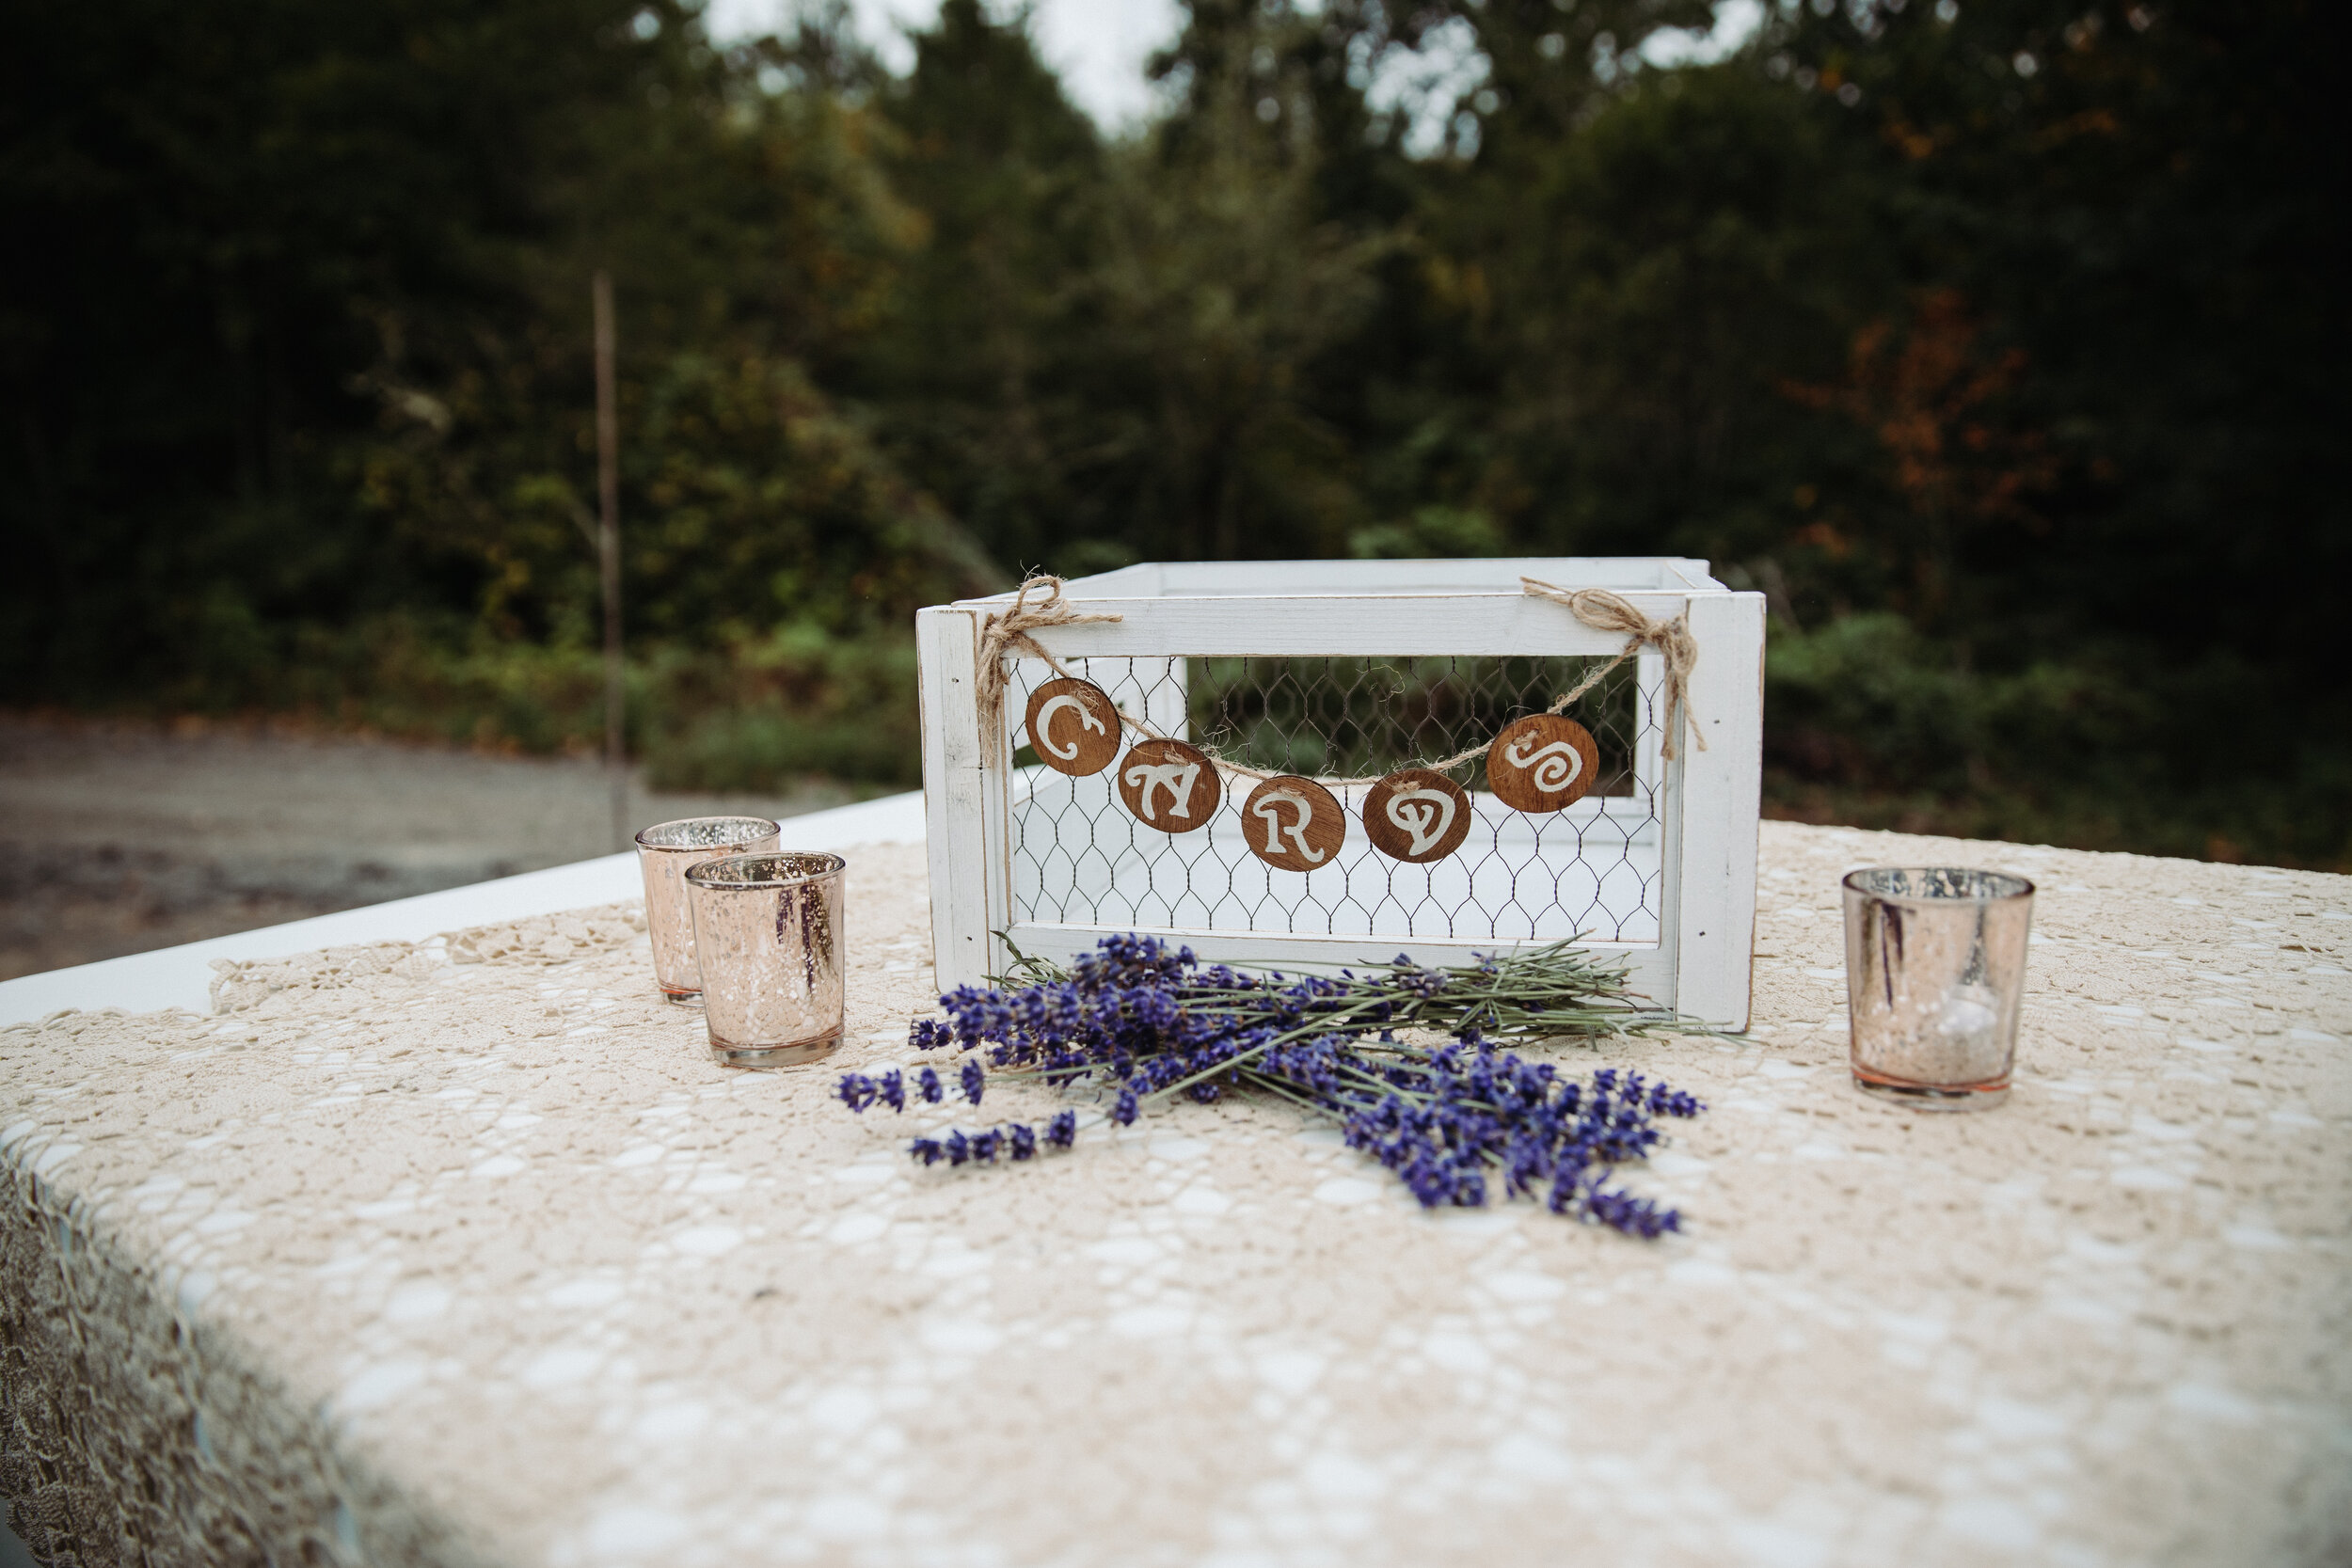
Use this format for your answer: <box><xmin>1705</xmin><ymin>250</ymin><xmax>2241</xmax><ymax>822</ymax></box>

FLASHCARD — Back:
<box><xmin>1024</xmin><ymin>677</ymin><xmax>1121</xmax><ymax>777</ymax></box>
<box><xmin>1484</xmin><ymin>715</ymin><xmax>1599</xmax><ymax>814</ymax></box>
<box><xmin>1363</xmin><ymin>769</ymin><xmax>1473</xmax><ymax>863</ymax></box>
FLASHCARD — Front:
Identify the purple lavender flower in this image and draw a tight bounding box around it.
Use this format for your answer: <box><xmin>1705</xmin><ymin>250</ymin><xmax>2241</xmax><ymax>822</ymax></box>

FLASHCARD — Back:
<box><xmin>859</xmin><ymin>933</ymin><xmax>1702</xmax><ymax>1236</ymax></box>
<box><xmin>1394</xmin><ymin>960</ymin><xmax>1452</xmax><ymax>1000</ymax></box>
<box><xmin>902</xmin><ymin>1115</ymin><xmax>1075</xmax><ymax>1169</ymax></box>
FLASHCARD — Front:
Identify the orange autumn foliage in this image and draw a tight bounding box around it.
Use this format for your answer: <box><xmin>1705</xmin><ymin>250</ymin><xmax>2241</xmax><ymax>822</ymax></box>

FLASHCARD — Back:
<box><xmin>1787</xmin><ymin>289</ymin><xmax>2054</xmax><ymax>534</ymax></box>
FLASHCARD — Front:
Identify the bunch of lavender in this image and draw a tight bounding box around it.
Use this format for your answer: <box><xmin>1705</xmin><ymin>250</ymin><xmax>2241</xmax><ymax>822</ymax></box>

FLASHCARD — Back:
<box><xmin>835</xmin><ymin>935</ymin><xmax>1705</xmax><ymax>1237</ymax></box>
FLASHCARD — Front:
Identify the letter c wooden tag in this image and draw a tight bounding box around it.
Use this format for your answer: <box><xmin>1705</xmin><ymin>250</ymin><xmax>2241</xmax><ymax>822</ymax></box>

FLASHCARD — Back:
<box><xmin>1024</xmin><ymin>677</ymin><xmax>1122</xmax><ymax>777</ymax></box>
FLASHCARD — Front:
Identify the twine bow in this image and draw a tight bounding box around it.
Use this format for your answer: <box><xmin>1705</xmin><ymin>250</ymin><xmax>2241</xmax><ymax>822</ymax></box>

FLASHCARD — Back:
<box><xmin>976</xmin><ymin>575</ymin><xmax>1124</xmax><ymax>736</ymax></box>
<box><xmin>1518</xmin><ymin>578</ymin><xmax>1706</xmax><ymax>761</ymax></box>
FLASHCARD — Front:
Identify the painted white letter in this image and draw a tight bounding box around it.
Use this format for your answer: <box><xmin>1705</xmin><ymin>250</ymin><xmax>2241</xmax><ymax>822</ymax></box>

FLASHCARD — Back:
<box><xmin>1123</xmin><ymin>761</ymin><xmax>1201</xmax><ymax>822</ymax></box>
<box><xmin>1503</xmin><ymin>735</ymin><xmax>1583</xmax><ymax>794</ymax></box>
<box><xmin>1384</xmin><ymin>787</ymin><xmax>1457</xmax><ymax>856</ymax></box>
<box><xmin>1034</xmin><ymin>693</ymin><xmax>1107</xmax><ymax>762</ymax></box>
<box><xmin>1251</xmin><ymin>789</ymin><xmax>1327</xmax><ymax>863</ymax></box>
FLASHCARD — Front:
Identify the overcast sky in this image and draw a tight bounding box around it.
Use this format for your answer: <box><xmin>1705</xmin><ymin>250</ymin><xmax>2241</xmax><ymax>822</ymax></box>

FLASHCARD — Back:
<box><xmin>701</xmin><ymin>0</ymin><xmax>1761</xmax><ymax>135</ymax></box>
<box><xmin>703</xmin><ymin>0</ymin><xmax>1187</xmax><ymax>128</ymax></box>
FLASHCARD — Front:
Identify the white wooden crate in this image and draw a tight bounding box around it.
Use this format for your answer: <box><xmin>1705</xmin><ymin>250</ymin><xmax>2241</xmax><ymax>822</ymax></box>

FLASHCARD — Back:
<box><xmin>917</xmin><ymin>558</ymin><xmax>1764</xmax><ymax>1027</ymax></box>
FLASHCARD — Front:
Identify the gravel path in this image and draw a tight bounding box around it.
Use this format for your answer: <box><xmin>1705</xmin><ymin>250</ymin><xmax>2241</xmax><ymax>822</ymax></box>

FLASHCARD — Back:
<box><xmin>0</xmin><ymin>714</ymin><xmax>858</xmax><ymax>980</ymax></box>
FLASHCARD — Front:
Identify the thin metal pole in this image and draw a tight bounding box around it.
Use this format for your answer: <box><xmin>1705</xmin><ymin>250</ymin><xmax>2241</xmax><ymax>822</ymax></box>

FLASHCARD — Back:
<box><xmin>594</xmin><ymin>270</ymin><xmax>627</xmax><ymax>851</ymax></box>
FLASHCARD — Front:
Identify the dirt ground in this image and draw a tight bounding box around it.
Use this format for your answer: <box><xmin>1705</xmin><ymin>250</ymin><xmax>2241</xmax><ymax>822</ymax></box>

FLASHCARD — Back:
<box><xmin>0</xmin><ymin>714</ymin><xmax>861</xmax><ymax>981</ymax></box>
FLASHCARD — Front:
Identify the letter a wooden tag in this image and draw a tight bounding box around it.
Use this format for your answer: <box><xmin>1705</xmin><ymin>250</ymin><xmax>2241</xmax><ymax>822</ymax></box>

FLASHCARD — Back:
<box><xmin>1484</xmin><ymin>715</ymin><xmax>1599</xmax><ymax>814</ymax></box>
<box><xmin>1024</xmin><ymin>677</ymin><xmax>1121</xmax><ymax>777</ymax></box>
<box><xmin>1241</xmin><ymin>775</ymin><xmax>1345</xmax><ymax>872</ymax></box>
<box><xmin>1118</xmin><ymin>738</ymin><xmax>1221</xmax><ymax>833</ymax></box>
<box><xmin>1363</xmin><ymin>768</ymin><xmax>1473</xmax><ymax>863</ymax></box>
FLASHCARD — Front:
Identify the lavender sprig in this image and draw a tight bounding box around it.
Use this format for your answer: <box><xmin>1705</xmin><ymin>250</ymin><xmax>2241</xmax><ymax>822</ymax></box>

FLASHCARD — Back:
<box><xmin>836</xmin><ymin>935</ymin><xmax>1706</xmax><ymax>1237</ymax></box>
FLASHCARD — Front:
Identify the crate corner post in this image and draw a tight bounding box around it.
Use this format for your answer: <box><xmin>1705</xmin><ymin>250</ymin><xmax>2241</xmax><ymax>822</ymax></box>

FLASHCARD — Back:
<box><xmin>917</xmin><ymin>603</ymin><xmax>1002</xmax><ymax>992</ymax></box>
<box><xmin>1669</xmin><ymin>590</ymin><xmax>1767</xmax><ymax>1031</ymax></box>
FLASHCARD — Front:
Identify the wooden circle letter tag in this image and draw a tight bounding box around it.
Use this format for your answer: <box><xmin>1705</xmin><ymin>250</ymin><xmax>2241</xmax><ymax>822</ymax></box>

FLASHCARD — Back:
<box><xmin>1241</xmin><ymin>775</ymin><xmax>1345</xmax><ymax>872</ymax></box>
<box><xmin>1024</xmin><ymin>677</ymin><xmax>1121</xmax><ymax>777</ymax></box>
<box><xmin>1118</xmin><ymin>738</ymin><xmax>1221</xmax><ymax>833</ymax></box>
<box><xmin>1484</xmin><ymin>715</ymin><xmax>1599</xmax><ymax>814</ymax></box>
<box><xmin>1363</xmin><ymin>768</ymin><xmax>1473</xmax><ymax>863</ymax></box>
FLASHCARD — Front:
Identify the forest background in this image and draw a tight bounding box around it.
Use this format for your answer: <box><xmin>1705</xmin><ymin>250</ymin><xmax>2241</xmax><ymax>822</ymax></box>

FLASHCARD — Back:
<box><xmin>4</xmin><ymin>0</ymin><xmax>2343</xmax><ymax>867</ymax></box>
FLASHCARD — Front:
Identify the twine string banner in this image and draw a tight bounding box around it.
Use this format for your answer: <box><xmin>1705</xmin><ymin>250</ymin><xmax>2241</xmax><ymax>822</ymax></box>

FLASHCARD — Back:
<box><xmin>976</xmin><ymin>572</ymin><xmax>1705</xmax><ymax>790</ymax></box>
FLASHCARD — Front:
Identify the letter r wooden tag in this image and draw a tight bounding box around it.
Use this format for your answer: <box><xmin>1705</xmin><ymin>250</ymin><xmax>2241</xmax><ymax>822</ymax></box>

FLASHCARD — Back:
<box><xmin>1241</xmin><ymin>775</ymin><xmax>1345</xmax><ymax>871</ymax></box>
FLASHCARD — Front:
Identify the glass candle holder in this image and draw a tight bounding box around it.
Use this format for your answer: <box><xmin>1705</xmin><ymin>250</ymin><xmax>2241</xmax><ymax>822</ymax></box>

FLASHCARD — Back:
<box><xmin>1842</xmin><ymin>866</ymin><xmax>2034</xmax><ymax>1109</ymax></box>
<box><xmin>683</xmin><ymin>851</ymin><xmax>846</xmax><ymax>1069</ymax></box>
<box><xmin>635</xmin><ymin>816</ymin><xmax>782</xmax><ymax>1003</ymax></box>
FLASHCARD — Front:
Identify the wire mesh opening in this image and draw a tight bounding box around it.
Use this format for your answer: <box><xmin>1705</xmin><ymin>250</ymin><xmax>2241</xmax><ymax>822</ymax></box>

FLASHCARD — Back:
<box><xmin>1009</xmin><ymin>654</ymin><xmax>1664</xmax><ymax>947</ymax></box>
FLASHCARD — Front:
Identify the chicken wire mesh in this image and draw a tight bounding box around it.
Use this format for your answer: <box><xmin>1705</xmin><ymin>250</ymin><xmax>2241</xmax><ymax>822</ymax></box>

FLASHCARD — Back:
<box><xmin>1008</xmin><ymin>654</ymin><xmax>1665</xmax><ymax>947</ymax></box>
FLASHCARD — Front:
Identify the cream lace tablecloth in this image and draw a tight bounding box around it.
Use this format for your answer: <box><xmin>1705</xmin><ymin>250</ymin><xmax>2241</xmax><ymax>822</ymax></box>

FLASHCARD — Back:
<box><xmin>3</xmin><ymin>823</ymin><xmax>2347</xmax><ymax>1568</ymax></box>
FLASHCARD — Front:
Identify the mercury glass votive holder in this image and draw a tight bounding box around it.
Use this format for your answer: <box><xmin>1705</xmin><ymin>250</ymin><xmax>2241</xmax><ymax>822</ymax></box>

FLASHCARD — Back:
<box><xmin>635</xmin><ymin>816</ymin><xmax>782</xmax><ymax>1003</ymax></box>
<box><xmin>683</xmin><ymin>851</ymin><xmax>846</xmax><ymax>1069</ymax></box>
<box><xmin>1843</xmin><ymin>866</ymin><xmax>2035</xmax><ymax>1110</ymax></box>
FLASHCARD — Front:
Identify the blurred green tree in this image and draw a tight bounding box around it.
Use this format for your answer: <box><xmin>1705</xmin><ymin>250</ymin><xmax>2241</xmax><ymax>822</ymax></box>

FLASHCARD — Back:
<box><xmin>1</xmin><ymin>0</ymin><xmax>659</xmax><ymax>697</ymax></box>
<box><xmin>0</xmin><ymin>0</ymin><xmax>2339</xmax><ymax>857</ymax></box>
<box><xmin>856</xmin><ymin>0</ymin><xmax>1109</xmax><ymax>575</ymax></box>
<box><xmin>1747</xmin><ymin>0</ymin><xmax>2347</xmax><ymax>859</ymax></box>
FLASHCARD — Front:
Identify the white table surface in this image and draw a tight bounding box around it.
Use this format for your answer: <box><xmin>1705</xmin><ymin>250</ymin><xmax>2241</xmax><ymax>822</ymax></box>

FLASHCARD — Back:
<box><xmin>2</xmin><ymin>813</ymin><xmax>2346</xmax><ymax>1568</ymax></box>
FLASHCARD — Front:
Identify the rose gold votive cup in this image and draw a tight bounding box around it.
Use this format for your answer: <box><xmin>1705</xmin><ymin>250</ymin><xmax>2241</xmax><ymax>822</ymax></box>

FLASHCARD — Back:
<box><xmin>1842</xmin><ymin>866</ymin><xmax>2034</xmax><ymax>1110</ymax></box>
<box><xmin>683</xmin><ymin>851</ymin><xmax>846</xmax><ymax>1069</ymax></box>
<box><xmin>635</xmin><ymin>816</ymin><xmax>781</xmax><ymax>1003</ymax></box>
